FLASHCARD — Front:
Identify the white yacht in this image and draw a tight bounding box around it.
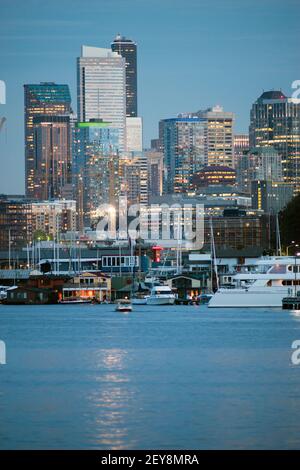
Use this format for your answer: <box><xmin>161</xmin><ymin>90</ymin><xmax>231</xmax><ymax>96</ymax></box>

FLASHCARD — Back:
<box><xmin>146</xmin><ymin>285</ymin><xmax>176</xmax><ymax>305</ymax></box>
<box><xmin>208</xmin><ymin>256</ymin><xmax>300</xmax><ymax>308</ymax></box>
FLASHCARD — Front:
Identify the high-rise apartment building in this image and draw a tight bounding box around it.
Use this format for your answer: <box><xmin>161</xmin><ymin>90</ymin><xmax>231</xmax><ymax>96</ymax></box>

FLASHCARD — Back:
<box><xmin>233</xmin><ymin>134</ymin><xmax>249</xmax><ymax>168</ymax></box>
<box><xmin>33</xmin><ymin>115</ymin><xmax>72</xmax><ymax>200</ymax></box>
<box><xmin>77</xmin><ymin>46</ymin><xmax>126</xmax><ymax>152</ymax></box>
<box><xmin>160</xmin><ymin>117</ymin><xmax>206</xmax><ymax>193</ymax></box>
<box><xmin>119</xmin><ymin>153</ymin><xmax>148</xmax><ymax>205</ymax></box>
<box><xmin>197</xmin><ymin>106</ymin><xmax>234</xmax><ymax>167</ymax></box>
<box><xmin>126</xmin><ymin>117</ymin><xmax>143</xmax><ymax>152</ymax></box>
<box><xmin>24</xmin><ymin>83</ymin><xmax>72</xmax><ymax>198</ymax></box>
<box><xmin>0</xmin><ymin>195</ymin><xmax>32</xmax><ymax>251</ymax></box>
<box><xmin>249</xmin><ymin>90</ymin><xmax>300</xmax><ymax>193</ymax></box>
<box><xmin>145</xmin><ymin>150</ymin><xmax>164</xmax><ymax>197</ymax></box>
<box><xmin>111</xmin><ymin>34</ymin><xmax>137</xmax><ymax>117</ymax></box>
<box><xmin>31</xmin><ymin>200</ymin><xmax>77</xmax><ymax>239</ymax></box>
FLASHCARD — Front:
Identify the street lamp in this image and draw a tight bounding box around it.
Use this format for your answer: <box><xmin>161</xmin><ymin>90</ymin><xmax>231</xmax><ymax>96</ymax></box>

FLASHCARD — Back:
<box><xmin>287</xmin><ymin>241</ymin><xmax>299</xmax><ymax>256</ymax></box>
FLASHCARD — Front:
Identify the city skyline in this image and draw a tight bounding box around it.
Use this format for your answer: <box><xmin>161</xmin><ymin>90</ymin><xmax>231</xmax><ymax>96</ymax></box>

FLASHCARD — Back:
<box><xmin>0</xmin><ymin>0</ymin><xmax>299</xmax><ymax>194</ymax></box>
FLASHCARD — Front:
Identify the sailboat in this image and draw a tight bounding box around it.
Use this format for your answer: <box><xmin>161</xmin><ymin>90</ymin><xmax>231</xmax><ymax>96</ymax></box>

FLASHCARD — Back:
<box><xmin>131</xmin><ymin>234</ymin><xmax>148</xmax><ymax>304</ymax></box>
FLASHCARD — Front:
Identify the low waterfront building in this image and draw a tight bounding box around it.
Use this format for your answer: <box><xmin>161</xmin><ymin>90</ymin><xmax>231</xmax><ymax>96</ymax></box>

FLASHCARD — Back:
<box><xmin>61</xmin><ymin>272</ymin><xmax>111</xmax><ymax>302</ymax></box>
<box><xmin>166</xmin><ymin>274</ymin><xmax>211</xmax><ymax>298</ymax></box>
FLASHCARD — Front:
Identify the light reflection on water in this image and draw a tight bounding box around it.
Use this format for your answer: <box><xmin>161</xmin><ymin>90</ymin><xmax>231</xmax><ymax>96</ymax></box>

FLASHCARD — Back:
<box><xmin>1</xmin><ymin>304</ymin><xmax>300</xmax><ymax>449</ymax></box>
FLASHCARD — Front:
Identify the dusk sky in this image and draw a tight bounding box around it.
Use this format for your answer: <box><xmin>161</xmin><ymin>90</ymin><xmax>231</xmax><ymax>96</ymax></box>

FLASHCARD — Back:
<box><xmin>0</xmin><ymin>0</ymin><xmax>299</xmax><ymax>194</ymax></box>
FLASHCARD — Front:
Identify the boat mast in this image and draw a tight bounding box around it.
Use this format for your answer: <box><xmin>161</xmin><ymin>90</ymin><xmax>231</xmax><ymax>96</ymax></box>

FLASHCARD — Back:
<box><xmin>210</xmin><ymin>218</ymin><xmax>219</xmax><ymax>291</ymax></box>
<box><xmin>276</xmin><ymin>214</ymin><xmax>282</xmax><ymax>256</ymax></box>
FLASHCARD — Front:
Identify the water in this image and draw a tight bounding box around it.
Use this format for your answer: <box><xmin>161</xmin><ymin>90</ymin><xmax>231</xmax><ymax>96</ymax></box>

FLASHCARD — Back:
<box><xmin>1</xmin><ymin>303</ymin><xmax>300</xmax><ymax>449</ymax></box>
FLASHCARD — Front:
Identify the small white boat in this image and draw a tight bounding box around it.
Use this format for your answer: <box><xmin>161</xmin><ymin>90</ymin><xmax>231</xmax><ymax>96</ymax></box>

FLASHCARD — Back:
<box><xmin>146</xmin><ymin>285</ymin><xmax>175</xmax><ymax>305</ymax></box>
<box><xmin>115</xmin><ymin>299</ymin><xmax>133</xmax><ymax>312</ymax></box>
<box><xmin>58</xmin><ymin>298</ymin><xmax>93</xmax><ymax>304</ymax></box>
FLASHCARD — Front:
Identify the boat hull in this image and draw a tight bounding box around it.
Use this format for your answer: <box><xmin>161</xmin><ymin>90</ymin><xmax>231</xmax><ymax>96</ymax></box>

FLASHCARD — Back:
<box><xmin>208</xmin><ymin>288</ymin><xmax>289</xmax><ymax>308</ymax></box>
<box><xmin>146</xmin><ymin>296</ymin><xmax>175</xmax><ymax>306</ymax></box>
<box><xmin>132</xmin><ymin>298</ymin><xmax>147</xmax><ymax>305</ymax></box>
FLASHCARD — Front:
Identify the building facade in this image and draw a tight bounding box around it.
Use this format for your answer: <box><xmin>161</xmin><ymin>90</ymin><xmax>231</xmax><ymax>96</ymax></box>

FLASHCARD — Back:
<box><xmin>126</xmin><ymin>117</ymin><xmax>143</xmax><ymax>152</ymax></box>
<box><xmin>119</xmin><ymin>153</ymin><xmax>148</xmax><ymax>206</ymax></box>
<box><xmin>24</xmin><ymin>83</ymin><xmax>72</xmax><ymax>198</ymax></box>
<box><xmin>73</xmin><ymin>120</ymin><xmax>121</xmax><ymax>228</ymax></box>
<box><xmin>77</xmin><ymin>46</ymin><xmax>126</xmax><ymax>152</ymax></box>
<box><xmin>111</xmin><ymin>34</ymin><xmax>138</xmax><ymax>117</ymax></box>
<box><xmin>233</xmin><ymin>134</ymin><xmax>249</xmax><ymax>168</ymax></box>
<box><xmin>160</xmin><ymin>117</ymin><xmax>206</xmax><ymax>193</ymax></box>
<box><xmin>146</xmin><ymin>150</ymin><xmax>164</xmax><ymax>197</ymax></box>
<box><xmin>249</xmin><ymin>90</ymin><xmax>300</xmax><ymax>193</ymax></box>
<box><xmin>33</xmin><ymin>115</ymin><xmax>72</xmax><ymax>200</ymax></box>
<box><xmin>0</xmin><ymin>195</ymin><xmax>32</xmax><ymax>251</ymax></box>
<box><xmin>197</xmin><ymin>106</ymin><xmax>234</xmax><ymax>167</ymax></box>
<box><xmin>31</xmin><ymin>200</ymin><xmax>77</xmax><ymax>239</ymax></box>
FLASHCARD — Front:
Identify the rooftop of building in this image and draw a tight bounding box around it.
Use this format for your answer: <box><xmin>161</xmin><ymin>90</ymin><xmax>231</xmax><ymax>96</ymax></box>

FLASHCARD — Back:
<box><xmin>112</xmin><ymin>34</ymin><xmax>136</xmax><ymax>44</ymax></box>
<box><xmin>257</xmin><ymin>90</ymin><xmax>287</xmax><ymax>101</ymax></box>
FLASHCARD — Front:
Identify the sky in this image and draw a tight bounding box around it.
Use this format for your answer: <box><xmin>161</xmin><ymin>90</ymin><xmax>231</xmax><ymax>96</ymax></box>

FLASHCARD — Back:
<box><xmin>0</xmin><ymin>0</ymin><xmax>299</xmax><ymax>194</ymax></box>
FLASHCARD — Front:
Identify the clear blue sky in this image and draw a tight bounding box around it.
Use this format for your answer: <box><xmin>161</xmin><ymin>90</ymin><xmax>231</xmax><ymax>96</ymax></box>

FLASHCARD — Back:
<box><xmin>0</xmin><ymin>0</ymin><xmax>299</xmax><ymax>194</ymax></box>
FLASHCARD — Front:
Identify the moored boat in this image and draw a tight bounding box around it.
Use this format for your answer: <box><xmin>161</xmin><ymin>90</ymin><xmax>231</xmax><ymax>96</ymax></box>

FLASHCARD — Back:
<box><xmin>146</xmin><ymin>285</ymin><xmax>175</xmax><ymax>305</ymax></box>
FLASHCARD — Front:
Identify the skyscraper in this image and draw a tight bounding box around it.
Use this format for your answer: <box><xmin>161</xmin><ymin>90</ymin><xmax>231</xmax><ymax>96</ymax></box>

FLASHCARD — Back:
<box><xmin>33</xmin><ymin>115</ymin><xmax>72</xmax><ymax>200</ymax></box>
<box><xmin>160</xmin><ymin>117</ymin><xmax>206</xmax><ymax>193</ymax></box>
<box><xmin>197</xmin><ymin>106</ymin><xmax>234</xmax><ymax>167</ymax></box>
<box><xmin>249</xmin><ymin>90</ymin><xmax>300</xmax><ymax>193</ymax></box>
<box><xmin>233</xmin><ymin>134</ymin><xmax>249</xmax><ymax>168</ymax></box>
<box><xmin>74</xmin><ymin>119</ymin><xmax>120</xmax><ymax>228</ymax></box>
<box><xmin>77</xmin><ymin>46</ymin><xmax>126</xmax><ymax>151</ymax></box>
<box><xmin>126</xmin><ymin>117</ymin><xmax>143</xmax><ymax>152</ymax></box>
<box><xmin>24</xmin><ymin>83</ymin><xmax>72</xmax><ymax>198</ymax></box>
<box><xmin>111</xmin><ymin>34</ymin><xmax>137</xmax><ymax>117</ymax></box>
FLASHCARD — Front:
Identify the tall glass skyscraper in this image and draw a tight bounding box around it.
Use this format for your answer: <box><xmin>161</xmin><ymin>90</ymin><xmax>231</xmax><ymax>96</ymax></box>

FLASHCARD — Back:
<box><xmin>111</xmin><ymin>34</ymin><xmax>137</xmax><ymax>117</ymax></box>
<box><xmin>33</xmin><ymin>115</ymin><xmax>72</xmax><ymax>200</ymax></box>
<box><xmin>24</xmin><ymin>83</ymin><xmax>72</xmax><ymax>198</ymax></box>
<box><xmin>77</xmin><ymin>46</ymin><xmax>126</xmax><ymax>152</ymax></box>
<box><xmin>249</xmin><ymin>90</ymin><xmax>300</xmax><ymax>193</ymax></box>
<box><xmin>74</xmin><ymin>119</ymin><xmax>120</xmax><ymax>228</ymax></box>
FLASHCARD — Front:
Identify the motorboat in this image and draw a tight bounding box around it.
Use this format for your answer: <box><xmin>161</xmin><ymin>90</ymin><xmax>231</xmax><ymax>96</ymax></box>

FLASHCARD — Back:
<box><xmin>115</xmin><ymin>299</ymin><xmax>133</xmax><ymax>312</ymax></box>
<box><xmin>208</xmin><ymin>256</ymin><xmax>300</xmax><ymax>308</ymax></box>
<box><xmin>146</xmin><ymin>285</ymin><xmax>176</xmax><ymax>305</ymax></box>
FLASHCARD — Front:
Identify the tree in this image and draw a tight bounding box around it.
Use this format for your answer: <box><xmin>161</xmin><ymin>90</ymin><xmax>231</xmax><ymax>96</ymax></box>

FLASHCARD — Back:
<box><xmin>279</xmin><ymin>194</ymin><xmax>300</xmax><ymax>250</ymax></box>
<box><xmin>32</xmin><ymin>230</ymin><xmax>52</xmax><ymax>242</ymax></box>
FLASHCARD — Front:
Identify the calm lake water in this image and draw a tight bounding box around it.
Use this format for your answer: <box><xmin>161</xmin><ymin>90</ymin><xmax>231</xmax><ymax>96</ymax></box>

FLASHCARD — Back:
<box><xmin>1</xmin><ymin>303</ymin><xmax>300</xmax><ymax>449</ymax></box>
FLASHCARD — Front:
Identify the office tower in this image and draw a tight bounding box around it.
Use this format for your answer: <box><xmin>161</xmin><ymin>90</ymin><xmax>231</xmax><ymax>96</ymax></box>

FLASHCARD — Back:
<box><xmin>249</xmin><ymin>90</ymin><xmax>300</xmax><ymax>193</ymax></box>
<box><xmin>0</xmin><ymin>195</ymin><xmax>32</xmax><ymax>251</ymax></box>
<box><xmin>31</xmin><ymin>200</ymin><xmax>77</xmax><ymax>239</ymax></box>
<box><xmin>126</xmin><ymin>117</ymin><xmax>143</xmax><ymax>152</ymax></box>
<box><xmin>197</xmin><ymin>106</ymin><xmax>234</xmax><ymax>167</ymax></box>
<box><xmin>77</xmin><ymin>46</ymin><xmax>126</xmax><ymax>152</ymax></box>
<box><xmin>24</xmin><ymin>83</ymin><xmax>72</xmax><ymax>198</ymax></box>
<box><xmin>119</xmin><ymin>153</ymin><xmax>148</xmax><ymax>205</ymax></box>
<box><xmin>160</xmin><ymin>117</ymin><xmax>206</xmax><ymax>193</ymax></box>
<box><xmin>111</xmin><ymin>34</ymin><xmax>137</xmax><ymax>117</ymax></box>
<box><xmin>236</xmin><ymin>146</ymin><xmax>283</xmax><ymax>193</ymax></box>
<box><xmin>33</xmin><ymin>115</ymin><xmax>72</xmax><ymax>200</ymax></box>
<box><xmin>251</xmin><ymin>180</ymin><xmax>293</xmax><ymax>213</ymax></box>
<box><xmin>145</xmin><ymin>150</ymin><xmax>164</xmax><ymax>197</ymax></box>
<box><xmin>233</xmin><ymin>134</ymin><xmax>249</xmax><ymax>168</ymax></box>
<box><xmin>74</xmin><ymin>119</ymin><xmax>120</xmax><ymax>228</ymax></box>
